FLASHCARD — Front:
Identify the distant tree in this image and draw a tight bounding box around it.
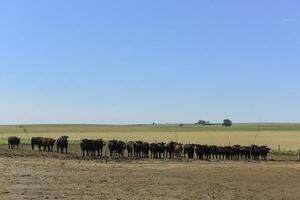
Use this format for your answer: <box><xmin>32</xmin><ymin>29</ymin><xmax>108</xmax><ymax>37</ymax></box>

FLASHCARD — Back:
<box><xmin>152</xmin><ymin>122</ymin><xmax>156</xmax><ymax>125</ymax></box>
<box><xmin>179</xmin><ymin>123</ymin><xmax>183</xmax><ymax>127</ymax></box>
<box><xmin>196</xmin><ymin>120</ymin><xmax>210</xmax><ymax>125</ymax></box>
<box><xmin>196</xmin><ymin>120</ymin><xmax>204</xmax><ymax>125</ymax></box>
<box><xmin>222</xmin><ymin>119</ymin><xmax>232</xmax><ymax>127</ymax></box>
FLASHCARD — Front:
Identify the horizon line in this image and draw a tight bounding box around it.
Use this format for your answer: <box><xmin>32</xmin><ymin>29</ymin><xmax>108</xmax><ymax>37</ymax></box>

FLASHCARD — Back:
<box><xmin>0</xmin><ymin>122</ymin><xmax>300</xmax><ymax>126</ymax></box>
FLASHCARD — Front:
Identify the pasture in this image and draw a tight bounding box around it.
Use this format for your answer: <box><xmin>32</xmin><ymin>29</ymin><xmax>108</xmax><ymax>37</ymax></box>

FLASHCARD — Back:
<box><xmin>0</xmin><ymin>145</ymin><xmax>300</xmax><ymax>200</ymax></box>
<box><xmin>1</xmin><ymin>124</ymin><xmax>300</xmax><ymax>199</ymax></box>
<box><xmin>0</xmin><ymin>124</ymin><xmax>300</xmax><ymax>151</ymax></box>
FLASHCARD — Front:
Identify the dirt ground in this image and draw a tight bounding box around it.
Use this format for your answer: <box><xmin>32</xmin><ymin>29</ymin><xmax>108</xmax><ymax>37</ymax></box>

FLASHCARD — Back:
<box><xmin>1</xmin><ymin>145</ymin><xmax>300</xmax><ymax>200</ymax></box>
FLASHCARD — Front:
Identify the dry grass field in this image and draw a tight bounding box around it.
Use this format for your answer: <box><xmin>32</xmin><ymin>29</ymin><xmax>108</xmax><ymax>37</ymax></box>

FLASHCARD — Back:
<box><xmin>1</xmin><ymin>131</ymin><xmax>300</xmax><ymax>151</ymax></box>
<box><xmin>1</xmin><ymin>124</ymin><xmax>300</xmax><ymax>151</ymax></box>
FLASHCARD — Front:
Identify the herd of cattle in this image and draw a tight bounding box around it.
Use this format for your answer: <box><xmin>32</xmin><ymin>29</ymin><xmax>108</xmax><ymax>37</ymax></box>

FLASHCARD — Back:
<box><xmin>7</xmin><ymin>136</ymin><xmax>271</xmax><ymax>160</ymax></box>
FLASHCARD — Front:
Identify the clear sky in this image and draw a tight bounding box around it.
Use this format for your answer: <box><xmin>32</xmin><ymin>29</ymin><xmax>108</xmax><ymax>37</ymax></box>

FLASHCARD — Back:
<box><xmin>0</xmin><ymin>1</ymin><xmax>299</xmax><ymax>124</ymax></box>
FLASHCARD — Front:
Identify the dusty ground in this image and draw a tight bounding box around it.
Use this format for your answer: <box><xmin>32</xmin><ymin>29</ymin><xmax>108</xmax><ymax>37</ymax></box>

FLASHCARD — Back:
<box><xmin>0</xmin><ymin>145</ymin><xmax>300</xmax><ymax>200</ymax></box>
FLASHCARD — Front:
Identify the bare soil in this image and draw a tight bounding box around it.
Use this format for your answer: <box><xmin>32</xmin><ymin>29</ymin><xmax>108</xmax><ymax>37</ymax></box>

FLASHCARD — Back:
<box><xmin>0</xmin><ymin>145</ymin><xmax>300</xmax><ymax>200</ymax></box>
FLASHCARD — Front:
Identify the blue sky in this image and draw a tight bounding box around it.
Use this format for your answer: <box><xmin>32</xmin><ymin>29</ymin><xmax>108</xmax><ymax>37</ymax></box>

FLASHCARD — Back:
<box><xmin>0</xmin><ymin>1</ymin><xmax>299</xmax><ymax>124</ymax></box>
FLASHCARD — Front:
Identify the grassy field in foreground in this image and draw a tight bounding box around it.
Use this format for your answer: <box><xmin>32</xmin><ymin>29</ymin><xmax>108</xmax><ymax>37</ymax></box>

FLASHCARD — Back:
<box><xmin>0</xmin><ymin>124</ymin><xmax>300</xmax><ymax>151</ymax></box>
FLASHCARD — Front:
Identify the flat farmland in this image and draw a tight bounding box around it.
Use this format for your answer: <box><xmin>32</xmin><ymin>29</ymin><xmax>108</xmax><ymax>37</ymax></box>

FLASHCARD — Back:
<box><xmin>1</xmin><ymin>124</ymin><xmax>300</xmax><ymax>200</ymax></box>
<box><xmin>0</xmin><ymin>124</ymin><xmax>300</xmax><ymax>150</ymax></box>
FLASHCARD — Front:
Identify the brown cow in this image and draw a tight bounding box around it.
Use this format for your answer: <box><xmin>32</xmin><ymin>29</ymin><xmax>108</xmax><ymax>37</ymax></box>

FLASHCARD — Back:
<box><xmin>175</xmin><ymin>143</ymin><xmax>183</xmax><ymax>158</ymax></box>
<box><xmin>41</xmin><ymin>138</ymin><xmax>56</xmax><ymax>152</ymax></box>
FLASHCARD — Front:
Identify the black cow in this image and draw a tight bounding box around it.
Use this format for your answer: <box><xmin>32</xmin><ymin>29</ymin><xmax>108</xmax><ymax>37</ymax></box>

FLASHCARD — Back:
<box><xmin>150</xmin><ymin>143</ymin><xmax>159</xmax><ymax>158</ymax></box>
<box><xmin>184</xmin><ymin>144</ymin><xmax>195</xmax><ymax>159</ymax></box>
<box><xmin>240</xmin><ymin>146</ymin><xmax>251</xmax><ymax>160</ymax></box>
<box><xmin>56</xmin><ymin>136</ymin><xmax>69</xmax><ymax>154</ymax></box>
<box><xmin>158</xmin><ymin>142</ymin><xmax>166</xmax><ymax>158</ymax></box>
<box><xmin>135</xmin><ymin>141</ymin><xmax>143</xmax><ymax>158</ymax></box>
<box><xmin>116</xmin><ymin>140</ymin><xmax>126</xmax><ymax>157</ymax></box>
<box><xmin>80</xmin><ymin>139</ymin><xmax>93</xmax><ymax>157</ymax></box>
<box><xmin>195</xmin><ymin>145</ymin><xmax>205</xmax><ymax>160</ymax></box>
<box><xmin>210</xmin><ymin>145</ymin><xmax>219</xmax><ymax>159</ymax></box>
<box><xmin>91</xmin><ymin>139</ymin><xmax>105</xmax><ymax>157</ymax></box>
<box><xmin>108</xmin><ymin>140</ymin><xmax>118</xmax><ymax>157</ymax></box>
<box><xmin>127</xmin><ymin>141</ymin><xmax>136</xmax><ymax>158</ymax></box>
<box><xmin>202</xmin><ymin>145</ymin><xmax>211</xmax><ymax>159</ymax></box>
<box><xmin>31</xmin><ymin>137</ymin><xmax>43</xmax><ymax>151</ymax></box>
<box><xmin>8</xmin><ymin>136</ymin><xmax>20</xmax><ymax>149</ymax></box>
<box><xmin>250</xmin><ymin>145</ymin><xmax>260</xmax><ymax>160</ymax></box>
<box><xmin>80</xmin><ymin>139</ymin><xmax>105</xmax><ymax>157</ymax></box>
<box><xmin>260</xmin><ymin>145</ymin><xmax>271</xmax><ymax>160</ymax></box>
<box><xmin>142</xmin><ymin>142</ymin><xmax>150</xmax><ymax>158</ymax></box>
<box><xmin>224</xmin><ymin>146</ymin><xmax>233</xmax><ymax>160</ymax></box>
<box><xmin>232</xmin><ymin>145</ymin><xmax>241</xmax><ymax>160</ymax></box>
<box><xmin>166</xmin><ymin>141</ymin><xmax>176</xmax><ymax>159</ymax></box>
